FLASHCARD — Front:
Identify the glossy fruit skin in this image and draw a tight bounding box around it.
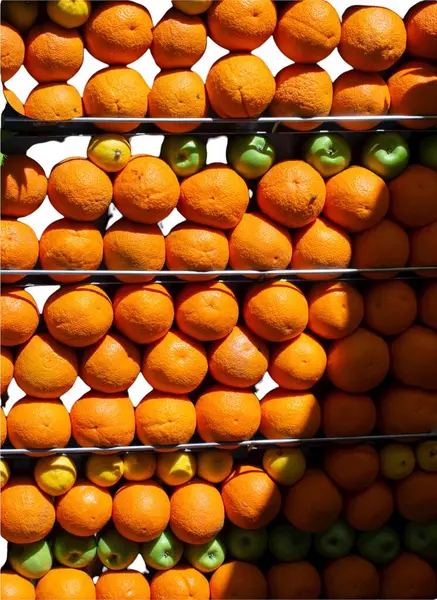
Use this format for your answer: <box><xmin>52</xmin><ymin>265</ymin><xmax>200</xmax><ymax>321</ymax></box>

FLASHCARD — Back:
<box><xmin>161</xmin><ymin>136</ymin><xmax>206</xmax><ymax>177</ymax></box>
<box><xmin>404</xmin><ymin>521</ymin><xmax>437</xmax><ymax>560</ymax></box>
<box><xmin>184</xmin><ymin>537</ymin><xmax>226</xmax><ymax>573</ymax></box>
<box><xmin>362</xmin><ymin>133</ymin><xmax>410</xmax><ymax>180</ymax></box>
<box><xmin>420</xmin><ymin>135</ymin><xmax>437</xmax><ymax>171</ymax></box>
<box><xmin>8</xmin><ymin>540</ymin><xmax>53</xmax><ymax>579</ymax></box>
<box><xmin>141</xmin><ymin>529</ymin><xmax>183</xmax><ymax>571</ymax></box>
<box><xmin>315</xmin><ymin>520</ymin><xmax>355</xmax><ymax>559</ymax></box>
<box><xmin>357</xmin><ymin>527</ymin><xmax>401</xmax><ymax>565</ymax></box>
<box><xmin>303</xmin><ymin>134</ymin><xmax>351</xmax><ymax>178</ymax></box>
<box><xmin>53</xmin><ymin>531</ymin><xmax>97</xmax><ymax>569</ymax></box>
<box><xmin>227</xmin><ymin>135</ymin><xmax>275</xmax><ymax>180</ymax></box>
<box><xmin>226</xmin><ymin>526</ymin><xmax>268</xmax><ymax>562</ymax></box>
<box><xmin>269</xmin><ymin>524</ymin><xmax>312</xmax><ymax>562</ymax></box>
<box><xmin>97</xmin><ymin>529</ymin><xmax>139</xmax><ymax>571</ymax></box>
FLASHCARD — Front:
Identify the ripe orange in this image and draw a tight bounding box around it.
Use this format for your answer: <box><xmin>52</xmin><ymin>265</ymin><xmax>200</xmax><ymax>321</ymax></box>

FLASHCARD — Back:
<box><xmin>391</xmin><ymin>325</ymin><xmax>437</xmax><ymax>391</ymax></box>
<box><xmin>260</xmin><ymin>388</ymin><xmax>321</xmax><ymax>440</ymax></box>
<box><xmin>389</xmin><ymin>165</ymin><xmax>437</xmax><ymax>228</ymax></box>
<box><xmin>222</xmin><ymin>465</ymin><xmax>281</xmax><ymax>529</ymax></box>
<box><xmin>270</xmin><ymin>64</ymin><xmax>333</xmax><ymax>131</ymax></box>
<box><xmin>95</xmin><ymin>570</ymin><xmax>150</xmax><ymax>600</ymax></box>
<box><xmin>324</xmin><ymin>444</ymin><xmax>379</xmax><ymax>492</ymax></box>
<box><xmin>179</xmin><ymin>164</ymin><xmax>249</xmax><ymax>230</ymax></box>
<box><xmin>208</xmin><ymin>325</ymin><xmax>269</xmax><ymax>388</ymax></box>
<box><xmin>1</xmin><ymin>22</ymin><xmax>25</xmax><ymax>82</ymax></box>
<box><xmin>274</xmin><ymin>0</ymin><xmax>340</xmax><ymax>63</ymax></box>
<box><xmin>378</xmin><ymin>384</ymin><xmax>437</xmax><ymax>435</ymax></box>
<box><xmin>36</xmin><ymin>568</ymin><xmax>95</xmax><ymax>600</ymax></box>
<box><xmin>257</xmin><ymin>160</ymin><xmax>325</xmax><ymax>229</ymax></box>
<box><xmin>323</xmin><ymin>555</ymin><xmax>379</xmax><ymax>600</ymax></box>
<box><xmin>195</xmin><ymin>385</ymin><xmax>261</xmax><ymax>442</ymax></box>
<box><xmin>405</xmin><ymin>1</ymin><xmax>437</xmax><ymax>61</ymax></box>
<box><xmin>395</xmin><ymin>471</ymin><xmax>437</xmax><ymax>523</ymax></box>
<box><xmin>1</xmin><ymin>571</ymin><xmax>36</xmax><ymax>600</ymax></box>
<box><xmin>380</xmin><ymin>553</ymin><xmax>437</xmax><ymax>600</ymax></box>
<box><xmin>151</xmin><ymin>8</ymin><xmax>207</xmax><ymax>69</ymax></box>
<box><xmin>0</xmin><ymin>347</ymin><xmax>14</xmax><ymax>395</ymax></box>
<box><xmin>1</xmin><ymin>219</ymin><xmax>39</xmax><ymax>283</ymax></box>
<box><xmin>0</xmin><ymin>287</ymin><xmax>39</xmax><ymax>346</ymax></box>
<box><xmin>0</xmin><ymin>407</ymin><xmax>7</xmax><ymax>447</ymax></box>
<box><xmin>150</xmin><ymin>566</ymin><xmax>209</xmax><ymax>600</ymax></box>
<box><xmin>243</xmin><ymin>280</ymin><xmax>308</xmax><ymax>342</ymax></box>
<box><xmin>419</xmin><ymin>281</ymin><xmax>437</xmax><ymax>330</ymax></box>
<box><xmin>322</xmin><ymin>390</ymin><xmax>376</xmax><ymax>438</ymax></box>
<box><xmin>326</xmin><ymin>328</ymin><xmax>390</xmax><ymax>393</ymax></box>
<box><xmin>365</xmin><ymin>280</ymin><xmax>417</xmax><ymax>336</ymax></box>
<box><xmin>268</xmin><ymin>562</ymin><xmax>321</xmax><ymax>600</ymax></box>
<box><xmin>83</xmin><ymin>67</ymin><xmax>150</xmax><ymax>133</ymax></box>
<box><xmin>24</xmin><ymin>22</ymin><xmax>84</xmax><ymax>82</ymax></box>
<box><xmin>39</xmin><ymin>219</ymin><xmax>103</xmax><ymax>283</ymax></box>
<box><xmin>43</xmin><ymin>284</ymin><xmax>113</xmax><ymax>348</ymax></box>
<box><xmin>148</xmin><ymin>70</ymin><xmax>207</xmax><ymax>134</ymax></box>
<box><xmin>3</xmin><ymin>87</ymin><xmax>25</xmax><ymax>115</ymax></box>
<box><xmin>1</xmin><ymin>476</ymin><xmax>55</xmax><ymax>543</ymax></box>
<box><xmin>71</xmin><ymin>392</ymin><xmax>135</xmax><ymax>448</ymax></box>
<box><xmin>206</xmin><ymin>53</ymin><xmax>275</xmax><ymax>118</ymax></box>
<box><xmin>1</xmin><ymin>154</ymin><xmax>47</xmax><ymax>217</ymax></box>
<box><xmin>25</xmin><ymin>83</ymin><xmax>83</xmax><ymax>121</ymax></box>
<box><xmin>56</xmin><ymin>480</ymin><xmax>112</xmax><ymax>537</ymax></box>
<box><xmin>170</xmin><ymin>479</ymin><xmax>224</xmax><ymax>543</ymax></box>
<box><xmin>339</xmin><ymin>6</ymin><xmax>406</xmax><ymax>72</ymax></box>
<box><xmin>211</xmin><ymin>561</ymin><xmax>267</xmax><ymax>600</ymax></box>
<box><xmin>344</xmin><ymin>480</ymin><xmax>394</xmax><ymax>531</ymax></box>
<box><xmin>409</xmin><ymin>220</ymin><xmax>437</xmax><ymax>278</ymax></box>
<box><xmin>113</xmin><ymin>283</ymin><xmax>174</xmax><ymax>344</ymax></box>
<box><xmin>48</xmin><ymin>158</ymin><xmax>113</xmax><ymax>222</ymax></box>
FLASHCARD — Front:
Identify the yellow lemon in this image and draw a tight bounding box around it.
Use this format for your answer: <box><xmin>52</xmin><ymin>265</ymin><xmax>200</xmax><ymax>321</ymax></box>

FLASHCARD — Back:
<box><xmin>0</xmin><ymin>459</ymin><xmax>10</xmax><ymax>488</ymax></box>
<box><xmin>47</xmin><ymin>0</ymin><xmax>91</xmax><ymax>28</ymax></box>
<box><xmin>123</xmin><ymin>452</ymin><xmax>156</xmax><ymax>481</ymax></box>
<box><xmin>380</xmin><ymin>443</ymin><xmax>416</xmax><ymax>480</ymax></box>
<box><xmin>262</xmin><ymin>448</ymin><xmax>306</xmax><ymax>486</ymax></box>
<box><xmin>172</xmin><ymin>1</ymin><xmax>213</xmax><ymax>15</ymax></box>
<box><xmin>85</xmin><ymin>454</ymin><xmax>124</xmax><ymax>487</ymax></box>
<box><xmin>34</xmin><ymin>455</ymin><xmax>77</xmax><ymax>496</ymax></box>
<box><xmin>156</xmin><ymin>451</ymin><xmax>196</xmax><ymax>486</ymax></box>
<box><xmin>197</xmin><ymin>450</ymin><xmax>233</xmax><ymax>483</ymax></box>
<box><xmin>416</xmin><ymin>441</ymin><xmax>437</xmax><ymax>472</ymax></box>
<box><xmin>87</xmin><ymin>134</ymin><xmax>132</xmax><ymax>173</ymax></box>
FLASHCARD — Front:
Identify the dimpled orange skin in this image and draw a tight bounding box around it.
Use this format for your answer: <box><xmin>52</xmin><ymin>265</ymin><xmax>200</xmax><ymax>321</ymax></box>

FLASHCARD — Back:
<box><xmin>0</xmin><ymin>287</ymin><xmax>39</xmax><ymax>347</ymax></box>
<box><xmin>150</xmin><ymin>566</ymin><xmax>210</xmax><ymax>600</ymax></box>
<box><xmin>389</xmin><ymin>165</ymin><xmax>437</xmax><ymax>228</ymax></box>
<box><xmin>395</xmin><ymin>471</ymin><xmax>437</xmax><ymax>523</ymax></box>
<box><xmin>3</xmin><ymin>88</ymin><xmax>25</xmax><ymax>115</ymax></box>
<box><xmin>322</xmin><ymin>390</ymin><xmax>377</xmax><ymax>438</ymax></box>
<box><xmin>391</xmin><ymin>325</ymin><xmax>437</xmax><ymax>391</ymax></box>
<box><xmin>380</xmin><ymin>553</ymin><xmax>437</xmax><ymax>600</ymax></box>
<box><xmin>1</xmin><ymin>154</ymin><xmax>47</xmax><ymax>218</ymax></box>
<box><xmin>25</xmin><ymin>83</ymin><xmax>83</xmax><ymax>121</ymax></box>
<box><xmin>1</xmin><ymin>570</ymin><xmax>36</xmax><ymax>600</ymax></box>
<box><xmin>405</xmin><ymin>1</ymin><xmax>437</xmax><ymax>61</ymax></box>
<box><xmin>0</xmin><ymin>408</ymin><xmax>7</xmax><ymax>446</ymax></box>
<box><xmin>268</xmin><ymin>562</ymin><xmax>322</xmax><ymax>600</ymax></box>
<box><xmin>1</xmin><ymin>347</ymin><xmax>14</xmax><ymax>395</ymax></box>
<box><xmin>211</xmin><ymin>561</ymin><xmax>268</xmax><ymax>600</ymax></box>
<box><xmin>344</xmin><ymin>480</ymin><xmax>394</xmax><ymax>531</ymax></box>
<box><xmin>378</xmin><ymin>384</ymin><xmax>437</xmax><ymax>435</ymax></box>
<box><xmin>56</xmin><ymin>481</ymin><xmax>112</xmax><ymax>537</ymax></box>
<box><xmin>419</xmin><ymin>282</ymin><xmax>437</xmax><ymax>330</ymax></box>
<box><xmin>1</xmin><ymin>219</ymin><xmax>39</xmax><ymax>283</ymax></box>
<box><xmin>324</xmin><ymin>444</ymin><xmax>379</xmax><ymax>492</ymax></box>
<box><xmin>1</xmin><ymin>22</ymin><xmax>25</xmax><ymax>82</ymax></box>
<box><xmin>36</xmin><ymin>568</ymin><xmax>96</xmax><ymax>600</ymax></box>
<box><xmin>364</xmin><ymin>280</ymin><xmax>417</xmax><ymax>336</ymax></box>
<box><xmin>260</xmin><ymin>388</ymin><xmax>321</xmax><ymax>440</ymax></box>
<box><xmin>323</xmin><ymin>555</ymin><xmax>380</xmax><ymax>600</ymax></box>
<box><xmin>95</xmin><ymin>570</ymin><xmax>150</xmax><ymax>600</ymax></box>
<box><xmin>410</xmin><ymin>220</ymin><xmax>437</xmax><ymax>279</ymax></box>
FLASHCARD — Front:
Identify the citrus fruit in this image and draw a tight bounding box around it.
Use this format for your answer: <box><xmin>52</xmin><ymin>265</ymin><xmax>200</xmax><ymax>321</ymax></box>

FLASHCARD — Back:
<box><xmin>0</xmin><ymin>287</ymin><xmax>39</xmax><ymax>346</ymax></box>
<box><xmin>123</xmin><ymin>453</ymin><xmax>156</xmax><ymax>482</ymax></box>
<box><xmin>150</xmin><ymin>565</ymin><xmax>209</xmax><ymax>600</ymax></box>
<box><xmin>1</xmin><ymin>219</ymin><xmax>39</xmax><ymax>283</ymax></box>
<box><xmin>34</xmin><ymin>455</ymin><xmax>77</xmax><ymax>496</ymax></box>
<box><xmin>197</xmin><ymin>451</ymin><xmax>233</xmax><ymax>484</ymax></box>
<box><xmin>344</xmin><ymin>480</ymin><xmax>394</xmax><ymax>531</ymax></box>
<box><xmin>322</xmin><ymin>390</ymin><xmax>376</xmax><ymax>438</ymax></box>
<box><xmin>87</xmin><ymin>134</ymin><xmax>131</xmax><ymax>173</ymax></box>
<box><xmin>3</xmin><ymin>86</ymin><xmax>24</xmax><ymax>114</ymax></box>
<box><xmin>268</xmin><ymin>562</ymin><xmax>321</xmax><ymax>600</ymax></box>
<box><xmin>365</xmin><ymin>280</ymin><xmax>417</xmax><ymax>335</ymax></box>
<box><xmin>2</xmin><ymin>0</ymin><xmax>38</xmax><ymax>31</ymax></box>
<box><xmin>0</xmin><ymin>459</ymin><xmax>10</xmax><ymax>489</ymax></box>
<box><xmin>391</xmin><ymin>325</ymin><xmax>437</xmax><ymax>390</ymax></box>
<box><xmin>409</xmin><ymin>219</ymin><xmax>437</xmax><ymax>278</ymax></box>
<box><xmin>1</xmin><ymin>571</ymin><xmax>36</xmax><ymax>600</ymax></box>
<box><xmin>416</xmin><ymin>441</ymin><xmax>437</xmax><ymax>473</ymax></box>
<box><xmin>405</xmin><ymin>1</ymin><xmax>437</xmax><ymax>61</ymax></box>
<box><xmin>1</xmin><ymin>154</ymin><xmax>47</xmax><ymax>217</ymax></box>
<box><xmin>380</xmin><ymin>444</ymin><xmax>416</xmax><ymax>480</ymax></box>
<box><xmin>419</xmin><ymin>282</ymin><xmax>437</xmax><ymax>329</ymax></box>
<box><xmin>85</xmin><ymin>454</ymin><xmax>124</xmax><ymax>488</ymax></box>
<box><xmin>389</xmin><ymin>164</ymin><xmax>437</xmax><ymax>228</ymax></box>
<box><xmin>25</xmin><ymin>82</ymin><xmax>83</xmax><ymax>121</ymax></box>
<box><xmin>47</xmin><ymin>0</ymin><xmax>91</xmax><ymax>28</ymax></box>
<box><xmin>0</xmin><ymin>407</ymin><xmax>7</xmax><ymax>446</ymax></box>
<box><xmin>378</xmin><ymin>384</ymin><xmax>437</xmax><ymax>435</ymax></box>
<box><xmin>324</xmin><ymin>444</ymin><xmax>379</xmax><ymax>492</ymax></box>
<box><xmin>211</xmin><ymin>561</ymin><xmax>267</xmax><ymax>600</ymax></box>
<box><xmin>36</xmin><ymin>567</ymin><xmax>95</xmax><ymax>600</ymax></box>
<box><xmin>262</xmin><ymin>448</ymin><xmax>306</xmax><ymax>486</ymax></box>
<box><xmin>95</xmin><ymin>570</ymin><xmax>150</xmax><ymax>600</ymax></box>
<box><xmin>380</xmin><ymin>553</ymin><xmax>437</xmax><ymax>600</ymax></box>
<box><xmin>157</xmin><ymin>452</ymin><xmax>196</xmax><ymax>486</ymax></box>
<box><xmin>1</xmin><ymin>22</ymin><xmax>25</xmax><ymax>82</ymax></box>
<box><xmin>323</xmin><ymin>555</ymin><xmax>379</xmax><ymax>600</ymax></box>
<box><xmin>396</xmin><ymin>470</ymin><xmax>437</xmax><ymax>523</ymax></box>
<box><xmin>1</xmin><ymin>347</ymin><xmax>14</xmax><ymax>394</ymax></box>
<box><xmin>56</xmin><ymin>480</ymin><xmax>112</xmax><ymax>537</ymax></box>
<box><xmin>260</xmin><ymin>388</ymin><xmax>321</xmax><ymax>440</ymax></box>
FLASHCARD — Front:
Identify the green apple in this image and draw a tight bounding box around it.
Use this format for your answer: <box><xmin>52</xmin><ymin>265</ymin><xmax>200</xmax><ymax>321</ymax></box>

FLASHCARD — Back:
<box><xmin>54</xmin><ymin>531</ymin><xmax>97</xmax><ymax>569</ymax></box>
<box><xmin>141</xmin><ymin>529</ymin><xmax>184</xmax><ymax>571</ymax></box>
<box><xmin>97</xmin><ymin>529</ymin><xmax>139</xmax><ymax>571</ymax></box>
<box><xmin>404</xmin><ymin>521</ymin><xmax>437</xmax><ymax>560</ymax></box>
<box><xmin>357</xmin><ymin>527</ymin><xmax>400</xmax><ymax>565</ymax></box>
<box><xmin>161</xmin><ymin>136</ymin><xmax>207</xmax><ymax>177</ymax></box>
<box><xmin>8</xmin><ymin>540</ymin><xmax>53</xmax><ymax>579</ymax></box>
<box><xmin>226</xmin><ymin>526</ymin><xmax>268</xmax><ymax>562</ymax></box>
<box><xmin>185</xmin><ymin>537</ymin><xmax>226</xmax><ymax>573</ymax></box>
<box><xmin>227</xmin><ymin>135</ymin><xmax>275</xmax><ymax>179</ymax></box>
<box><xmin>361</xmin><ymin>132</ymin><xmax>409</xmax><ymax>180</ymax></box>
<box><xmin>303</xmin><ymin>133</ymin><xmax>351</xmax><ymax>178</ymax></box>
<box><xmin>315</xmin><ymin>520</ymin><xmax>355</xmax><ymax>559</ymax></box>
<box><xmin>419</xmin><ymin>135</ymin><xmax>437</xmax><ymax>171</ymax></box>
<box><xmin>268</xmin><ymin>524</ymin><xmax>312</xmax><ymax>562</ymax></box>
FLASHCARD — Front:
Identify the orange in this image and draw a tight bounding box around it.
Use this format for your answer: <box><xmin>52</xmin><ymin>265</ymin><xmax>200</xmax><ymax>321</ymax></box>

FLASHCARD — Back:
<box><xmin>179</xmin><ymin>164</ymin><xmax>249</xmax><ymax>230</ymax></box>
<box><xmin>419</xmin><ymin>281</ymin><xmax>437</xmax><ymax>329</ymax></box>
<box><xmin>221</xmin><ymin>465</ymin><xmax>281</xmax><ymax>529</ymax></box>
<box><xmin>307</xmin><ymin>281</ymin><xmax>364</xmax><ymax>340</ymax></box>
<box><xmin>323</xmin><ymin>555</ymin><xmax>379</xmax><ymax>600</ymax></box>
<box><xmin>113</xmin><ymin>481</ymin><xmax>170</xmax><ymax>542</ymax></box>
<box><xmin>388</xmin><ymin>61</ymin><xmax>437</xmax><ymax>129</ymax></box>
<box><xmin>378</xmin><ymin>384</ymin><xmax>437</xmax><ymax>435</ymax></box>
<box><xmin>291</xmin><ymin>217</ymin><xmax>352</xmax><ymax>280</ymax></box>
<box><xmin>207</xmin><ymin>0</ymin><xmax>276</xmax><ymax>52</ymax></box>
<box><xmin>208</xmin><ymin>325</ymin><xmax>269</xmax><ymax>388</ymax></box>
<box><xmin>0</xmin><ymin>287</ymin><xmax>39</xmax><ymax>346</ymax></box>
<box><xmin>142</xmin><ymin>330</ymin><xmax>207</xmax><ymax>394</ymax></box>
<box><xmin>84</xmin><ymin>2</ymin><xmax>153</xmax><ymax>65</ymax></box>
<box><xmin>83</xmin><ymin>67</ymin><xmax>150</xmax><ymax>133</ymax></box>
<box><xmin>148</xmin><ymin>70</ymin><xmax>207</xmax><ymax>134</ymax></box>
<box><xmin>380</xmin><ymin>553</ymin><xmax>437</xmax><ymax>600</ymax></box>
<box><xmin>0</xmin><ymin>407</ymin><xmax>7</xmax><ymax>446</ymax></box>
<box><xmin>344</xmin><ymin>480</ymin><xmax>394</xmax><ymax>531</ymax></box>
<box><xmin>25</xmin><ymin>83</ymin><xmax>83</xmax><ymax>121</ymax></box>
<box><xmin>268</xmin><ymin>562</ymin><xmax>321</xmax><ymax>600</ymax></box>
<box><xmin>211</xmin><ymin>561</ymin><xmax>267</xmax><ymax>600</ymax></box>
<box><xmin>3</xmin><ymin>87</ymin><xmax>25</xmax><ymax>115</ymax></box>
<box><xmin>260</xmin><ymin>388</ymin><xmax>321</xmax><ymax>440</ymax></box>
<box><xmin>56</xmin><ymin>480</ymin><xmax>112</xmax><ymax>536</ymax></box>
<box><xmin>165</xmin><ymin>222</ymin><xmax>229</xmax><ymax>281</ymax></box>
<box><xmin>113</xmin><ymin>283</ymin><xmax>174</xmax><ymax>344</ymax></box>
<box><xmin>339</xmin><ymin>6</ymin><xmax>406</xmax><ymax>72</ymax></box>
<box><xmin>270</xmin><ymin>64</ymin><xmax>333</xmax><ymax>131</ymax></box>
<box><xmin>269</xmin><ymin>332</ymin><xmax>326</xmax><ymax>391</ymax></box>
<box><xmin>39</xmin><ymin>218</ymin><xmax>103</xmax><ymax>283</ymax></box>
<box><xmin>71</xmin><ymin>392</ymin><xmax>135</xmax><ymax>448</ymax></box>
<box><xmin>206</xmin><ymin>53</ymin><xmax>275</xmax><ymax>118</ymax></box>
<box><xmin>257</xmin><ymin>160</ymin><xmax>325</xmax><ymax>229</ymax></box>
<box><xmin>1</xmin><ymin>347</ymin><xmax>14</xmax><ymax>395</ymax></box>
<box><xmin>1</xmin><ymin>571</ymin><xmax>36</xmax><ymax>600</ymax></box>
<box><xmin>332</xmin><ymin>70</ymin><xmax>390</xmax><ymax>131</ymax></box>
<box><xmin>391</xmin><ymin>325</ymin><xmax>437</xmax><ymax>391</ymax></box>
<box><xmin>389</xmin><ymin>165</ymin><xmax>437</xmax><ymax>228</ymax></box>
<box><xmin>151</xmin><ymin>8</ymin><xmax>207</xmax><ymax>69</ymax></box>
<box><xmin>80</xmin><ymin>332</ymin><xmax>140</xmax><ymax>393</ymax></box>
<box><xmin>48</xmin><ymin>158</ymin><xmax>112</xmax><ymax>222</ymax></box>
<box><xmin>36</xmin><ymin>568</ymin><xmax>95</xmax><ymax>600</ymax></box>
<box><xmin>95</xmin><ymin>570</ymin><xmax>150</xmax><ymax>600</ymax></box>
<box><xmin>1</xmin><ymin>476</ymin><xmax>55</xmax><ymax>543</ymax></box>
<box><xmin>170</xmin><ymin>478</ymin><xmax>224</xmax><ymax>543</ymax></box>
<box><xmin>353</xmin><ymin>219</ymin><xmax>410</xmax><ymax>279</ymax></box>
<box><xmin>365</xmin><ymin>280</ymin><xmax>417</xmax><ymax>336</ymax></box>
<box><xmin>24</xmin><ymin>22</ymin><xmax>84</xmax><ymax>82</ymax></box>
<box><xmin>1</xmin><ymin>219</ymin><xmax>39</xmax><ymax>283</ymax></box>
<box><xmin>14</xmin><ymin>333</ymin><xmax>78</xmax><ymax>398</ymax></box>
<box><xmin>150</xmin><ymin>566</ymin><xmax>209</xmax><ymax>600</ymax></box>
<box><xmin>195</xmin><ymin>385</ymin><xmax>261</xmax><ymax>442</ymax></box>
<box><xmin>274</xmin><ymin>0</ymin><xmax>340</xmax><ymax>63</ymax></box>
<box><xmin>113</xmin><ymin>156</ymin><xmax>179</xmax><ymax>225</ymax></box>
<box><xmin>175</xmin><ymin>281</ymin><xmax>239</xmax><ymax>342</ymax></box>
<box><xmin>395</xmin><ymin>471</ymin><xmax>437</xmax><ymax>523</ymax></box>
<box><xmin>1</xmin><ymin>154</ymin><xmax>47</xmax><ymax>217</ymax></box>
<box><xmin>1</xmin><ymin>22</ymin><xmax>25</xmax><ymax>82</ymax></box>
<box><xmin>173</xmin><ymin>1</ymin><xmax>212</xmax><ymax>15</ymax></box>
<box><xmin>405</xmin><ymin>1</ymin><xmax>437</xmax><ymax>61</ymax></box>
<box><xmin>322</xmin><ymin>390</ymin><xmax>376</xmax><ymax>438</ymax></box>
<box><xmin>324</xmin><ymin>444</ymin><xmax>379</xmax><ymax>492</ymax></box>
<box><xmin>43</xmin><ymin>284</ymin><xmax>113</xmax><ymax>348</ymax></box>
<box><xmin>284</xmin><ymin>469</ymin><xmax>342</xmax><ymax>532</ymax></box>
<box><xmin>409</xmin><ymin>220</ymin><xmax>437</xmax><ymax>278</ymax></box>
<box><xmin>135</xmin><ymin>390</ymin><xmax>196</xmax><ymax>447</ymax></box>
<box><xmin>326</xmin><ymin>327</ymin><xmax>390</xmax><ymax>393</ymax></box>
<box><xmin>243</xmin><ymin>280</ymin><xmax>308</xmax><ymax>342</ymax></box>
